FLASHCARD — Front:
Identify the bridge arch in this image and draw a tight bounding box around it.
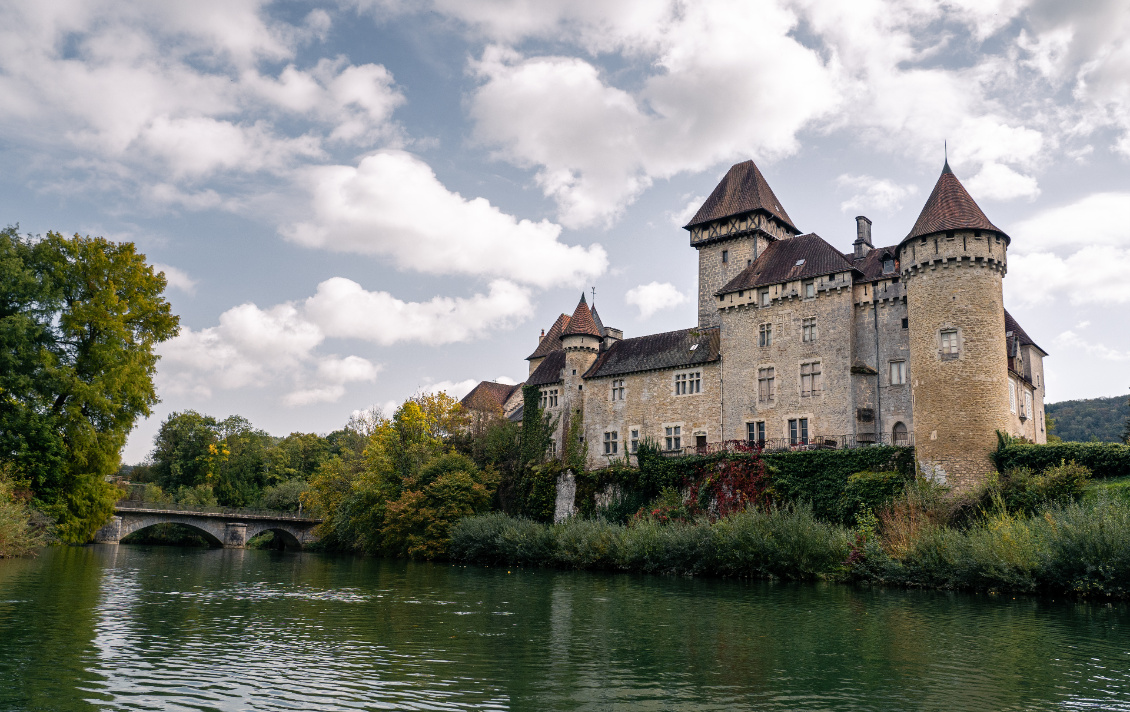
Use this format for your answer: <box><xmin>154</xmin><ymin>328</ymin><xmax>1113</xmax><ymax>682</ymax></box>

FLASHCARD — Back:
<box><xmin>248</xmin><ymin>527</ymin><xmax>304</xmax><ymax>551</ymax></box>
<box><xmin>95</xmin><ymin>507</ymin><xmax>322</xmax><ymax>549</ymax></box>
<box><xmin>121</xmin><ymin>521</ymin><xmax>224</xmax><ymax>547</ymax></box>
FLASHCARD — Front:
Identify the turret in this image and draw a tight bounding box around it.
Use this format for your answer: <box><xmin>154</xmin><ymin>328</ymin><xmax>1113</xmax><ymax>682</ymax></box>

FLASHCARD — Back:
<box><xmin>897</xmin><ymin>160</ymin><xmax>1011</xmax><ymax>488</ymax></box>
<box><xmin>683</xmin><ymin>160</ymin><xmax>800</xmax><ymax>327</ymax></box>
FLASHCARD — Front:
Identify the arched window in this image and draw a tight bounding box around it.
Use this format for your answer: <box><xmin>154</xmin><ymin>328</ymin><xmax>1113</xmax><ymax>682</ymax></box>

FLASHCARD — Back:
<box><xmin>892</xmin><ymin>422</ymin><xmax>908</xmax><ymax>445</ymax></box>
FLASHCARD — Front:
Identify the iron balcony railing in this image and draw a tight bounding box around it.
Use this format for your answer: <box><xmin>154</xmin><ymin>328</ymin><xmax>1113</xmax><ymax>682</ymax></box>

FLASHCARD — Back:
<box><xmin>660</xmin><ymin>432</ymin><xmax>914</xmax><ymax>457</ymax></box>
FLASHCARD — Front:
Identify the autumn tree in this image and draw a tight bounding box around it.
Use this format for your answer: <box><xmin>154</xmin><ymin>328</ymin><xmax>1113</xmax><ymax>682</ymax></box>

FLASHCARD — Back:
<box><xmin>0</xmin><ymin>228</ymin><xmax>179</xmax><ymax>541</ymax></box>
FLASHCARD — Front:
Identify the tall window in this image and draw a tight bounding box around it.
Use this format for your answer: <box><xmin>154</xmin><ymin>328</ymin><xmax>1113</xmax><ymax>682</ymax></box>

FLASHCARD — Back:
<box><xmin>788</xmin><ymin>418</ymin><xmax>809</xmax><ymax>445</ymax></box>
<box><xmin>941</xmin><ymin>329</ymin><xmax>959</xmax><ymax>357</ymax></box>
<box><xmin>665</xmin><ymin>426</ymin><xmax>681</xmax><ymax>451</ymax></box>
<box><xmin>1024</xmin><ymin>391</ymin><xmax>1033</xmax><ymax>419</ymax></box>
<box><xmin>890</xmin><ymin>360</ymin><xmax>907</xmax><ymax>385</ymax></box>
<box><xmin>630</xmin><ymin>429</ymin><xmax>639</xmax><ymax>453</ymax></box>
<box><xmin>675</xmin><ymin>372</ymin><xmax>686</xmax><ymax>395</ymax></box>
<box><xmin>760</xmin><ymin>289</ymin><xmax>770</xmax><ymax>306</ymax></box>
<box><xmin>802</xmin><ymin>317</ymin><xmax>817</xmax><ymax>342</ymax></box>
<box><xmin>721</xmin><ymin>249</ymin><xmax>729</xmax><ymax>263</ymax></box>
<box><xmin>759</xmin><ymin>323</ymin><xmax>772</xmax><ymax>347</ymax></box>
<box><xmin>1008</xmin><ymin>379</ymin><xmax>1017</xmax><ymax>414</ymax></box>
<box><xmin>611</xmin><ymin>379</ymin><xmax>625</xmax><ymax>400</ymax></box>
<box><xmin>758</xmin><ymin>367</ymin><xmax>775</xmax><ymax>402</ymax></box>
<box><xmin>801</xmin><ymin>361</ymin><xmax>822</xmax><ymax>397</ymax></box>
<box><xmin>603</xmin><ymin>431</ymin><xmax>618</xmax><ymax>454</ymax></box>
<box><xmin>804</xmin><ymin>281</ymin><xmax>815</xmax><ymax>298</ymax></box>
<box><xmin>747</xmin><ymin>421</ymin><xmax>765</xmax><ymax>447</ymax></box>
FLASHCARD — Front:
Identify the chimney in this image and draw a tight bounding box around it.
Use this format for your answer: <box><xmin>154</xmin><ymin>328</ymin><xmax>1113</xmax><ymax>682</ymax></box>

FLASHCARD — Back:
<box><xmin>538</xmin><ymin>328</ymin><xmax>545</xmax><ymax>344</ymax></box>
<box><xmin>854</xmin><ymin>215</ymin><xmax>873</xmax><ymax>258</ymax></box>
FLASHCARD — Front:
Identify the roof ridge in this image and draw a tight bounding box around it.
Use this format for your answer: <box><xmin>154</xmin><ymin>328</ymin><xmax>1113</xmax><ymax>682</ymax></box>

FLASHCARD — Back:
<box><xmin>526</xmin><ymin>312</ymin><xmax>571</xmax><ymax>360</ymax></box>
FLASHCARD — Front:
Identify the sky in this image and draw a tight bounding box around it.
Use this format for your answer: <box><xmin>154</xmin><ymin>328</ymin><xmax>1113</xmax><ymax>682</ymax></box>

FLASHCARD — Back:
<box><xmin>1</xmin><ymin>0</ymin><xmax>1129</xmax><ymax>463</ymax></box>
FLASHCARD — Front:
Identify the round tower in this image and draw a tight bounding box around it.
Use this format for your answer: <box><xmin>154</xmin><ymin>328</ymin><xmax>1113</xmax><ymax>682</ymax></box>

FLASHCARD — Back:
<box><xmin>897</xmin><ymin>161</ymin><xmax>1011</xmax><ymax>489</ymax></box>
<box><xmin>559</xmin><ymin>294</ymin><xmax>602</xmax><ymax>407</ymax></box>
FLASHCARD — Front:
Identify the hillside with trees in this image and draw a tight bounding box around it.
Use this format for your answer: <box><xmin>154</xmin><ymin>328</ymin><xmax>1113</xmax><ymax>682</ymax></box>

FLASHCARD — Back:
<box><xmin>1046</xmin><ymin>395</ymin><xmax>1130</xmax><ymax>443</ymax></box>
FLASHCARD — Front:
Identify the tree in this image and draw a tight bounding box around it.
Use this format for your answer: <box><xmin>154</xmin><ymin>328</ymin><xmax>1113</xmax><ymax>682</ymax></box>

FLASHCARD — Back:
<box><xmin>1</xmin><ymin>228</ymin><xmax>178</xmax><ymax>541</ymax></box>
<box><xmin>151</xmin><ymin>411</ymin><xmax>219</xmax><ymax>492</ymax></box>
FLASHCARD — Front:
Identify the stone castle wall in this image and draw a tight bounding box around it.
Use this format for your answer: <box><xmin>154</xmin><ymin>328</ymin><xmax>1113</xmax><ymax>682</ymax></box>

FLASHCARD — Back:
<box><xmin>901</xmin><ymin>230</ymin><xmax>1011</xmax><ymax>488</ymax></box>
<box><xmin>850</xmin><ymin>280</ymin><xmax>913</xmax><ymax>442</ymax></box>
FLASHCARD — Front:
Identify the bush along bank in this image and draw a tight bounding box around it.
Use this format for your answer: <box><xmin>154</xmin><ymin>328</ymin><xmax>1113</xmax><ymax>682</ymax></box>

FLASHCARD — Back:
<box><xmin>451</xmin><ymin>460</ymin><xmax>1130</xmax><ymax>598</ymax></box>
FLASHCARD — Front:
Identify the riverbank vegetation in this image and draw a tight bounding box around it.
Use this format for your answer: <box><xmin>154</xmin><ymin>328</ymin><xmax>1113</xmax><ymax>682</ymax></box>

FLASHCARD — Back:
<box><xmin>0</xmin><ymin>227</ymin><xmax>178</xmax><ymax>546</ymax></box>
<box><xmin>0</xmin><ymin>464</ymin><xmax>45</xmax><ymax>557</ymax></box>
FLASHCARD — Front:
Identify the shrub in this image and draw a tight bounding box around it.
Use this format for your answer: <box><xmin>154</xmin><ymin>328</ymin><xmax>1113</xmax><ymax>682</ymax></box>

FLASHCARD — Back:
<box><xmin>993</xmin><ymin>441</ymin><xmax>1130</xmax><ymax>479</ymax></box>
<box><xmin>258</xmin><ymin>479</ymin><xmax>309</xmax><ymax>512</ymax></box>
<box><xmin>449</xmin><ymin>511</ymin><xmax>556</xmax><ymax>566</ymax></box>
<box><xmin>0</xmin><ymin>464</ymin><xmax>45</xmax><ymax>557</ymax></box>
<box><xmin>838</xmin><ymin>470</ymin><xmax>912</xmax><ymax>523</ymax></box>
<box><xmin>173</xmin><ymin>484</ymin><xmax>218</xmax><ymax>507</ymax></box>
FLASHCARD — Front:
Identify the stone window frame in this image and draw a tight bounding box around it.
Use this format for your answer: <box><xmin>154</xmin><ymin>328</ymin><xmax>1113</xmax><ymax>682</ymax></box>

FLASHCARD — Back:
<box><xmin>802</xmin><ymin>316</ymin><xmax>818</xmax><ymax>342</ymax></box>
<box><xmin>674</xmin><ymin>369</ymin><xmax>702</xmax><ymax>396</ymax></box>
<box><xmin>746</xmin><ymin>420</ymin><xmax>766</xmax><ymax>447</ymax></box>
<box><xmin>629</xmin><ymin>426</ymin><xmax>641</xmax><ymax>454</ymax></box>
<box><xmin>540</xmin><ymin>388</ymin><xmax>559</xmax><ymax>408</ymax></box>
<box><xmin>758</xmin><ymin>322</ymin><xmax>772</xmax><ymax>347</ymax></box>
<box><xmin>759</xmin><ymin>288</ymin><xmax>771</xmax><ymax>307</ymax></box>
<box><xmin>663</xmin><ymin>423</ymin><xmax>684</xmax><ymax>452</ymax></box>
<box><xmin>721</xmin><ymin>249</ymin><xmax>729</xmax><ymax>264</ymax></box>
<box><xmin>939</xmin><ymin>326</ymin><xmax>961</xmax><ymax>361</ymax></box>
<box><xmin>803</xmin><ymin>280</ymin><xmax>816</xmax><ymax>299</ymax></box>
<box><xmin>757</xmin><ymin>365</ymin><xmax>776</xmax><ymax>404</ymax></box>
<box><xmin>603</xmin><ymin>430</ymin><xmax>619</xmax><ymax>455</ymax></box>
<box><xmin>786</xmin><ymin>416</ymin><xmax>811</xmax><ymax>445</ymax></box>
<box><xmin>1009</xmin><ymin>378</ymin><xmax>1017</xmax><ymax>414</ymax></box>
<box><xmin>889</xmin><ymin>360</ymin><xmax>907</xmax><ymax>386</ymax></box>
<box><xmin>610</xmin><ymin>378</ymin><xmax>625</xmax><ymax>401</ymax></box>
<box><xmin>800</xmin><ymin>360</ymin><xmax>822</xmax><ymax>397</ymax></box>
<box><xmin>1024</xmin><ymin>391</ymin><xmax>1033</xmax><ymax>421</ymax></box>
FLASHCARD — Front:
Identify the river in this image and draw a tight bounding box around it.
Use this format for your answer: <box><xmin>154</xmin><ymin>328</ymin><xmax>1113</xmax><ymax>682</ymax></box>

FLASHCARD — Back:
<box><xmin>1</xmin><ymin>545</ymin><xmax>1128</xmax><ymax>711</ymax></box>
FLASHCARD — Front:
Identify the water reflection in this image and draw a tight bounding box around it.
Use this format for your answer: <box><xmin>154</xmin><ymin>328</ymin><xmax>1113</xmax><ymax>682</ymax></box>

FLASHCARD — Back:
<box><xmin>0</xmin><ymin>546</ymin><xmax>1128</xmax><ymax>711</ymax></box>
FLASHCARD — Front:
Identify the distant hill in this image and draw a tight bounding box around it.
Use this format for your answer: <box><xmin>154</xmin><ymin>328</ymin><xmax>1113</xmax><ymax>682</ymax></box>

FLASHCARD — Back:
<box><xmin>1046</xmin><ymin>395</ymin><xmax>1129</xmax><ymax>443</ymax></box>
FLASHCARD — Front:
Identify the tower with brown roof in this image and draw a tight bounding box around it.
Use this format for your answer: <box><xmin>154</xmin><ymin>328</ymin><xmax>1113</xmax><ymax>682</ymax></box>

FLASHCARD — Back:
<box><xmin>684</xmin><ymin>160</ymin><xmax>801</xmax><ymax>327</ymax></box>
<box><xmin>898</xmin><ymin>161</ymin><xmax>1012</xmax><ymax>487</ymax></box>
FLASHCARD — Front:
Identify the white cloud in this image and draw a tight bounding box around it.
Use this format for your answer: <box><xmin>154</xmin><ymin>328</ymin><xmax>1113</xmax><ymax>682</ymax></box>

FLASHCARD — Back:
<box><xmin>1007</xmin><ymin>247</ymin><xmax>1130</xmax><ymax>307</ymax></box>
<box><xmin>285</xmin><ymin>151</ymin><xmax>607</xmax><ymax>287</ymax></box>
<box><xmin>668</xmin><ymin>195</ymin><xmax>706</xmax><ymax>227</ymax></box>
<box><xmin>625</xmin><ymin>281</ymin><xmax>687</xmax><ymax>319</ymax></box>
<box><xmin>836</xmin><ymin>174</ymin><xmax>918</xmax><ymax>213</ymax></box>
<box><xmin>1052</xmin><ymin>330</ymin><xmax>1130</xmax><ymax>362</ymax></box>
<box><xmin>152</xmin><ymin>263</ymin><xmax>197</xmax><ymax>294</ymax></box>
<box><xmin>966</xmin><ymin>162</ymin><xmax>1041</xmax><ymax>201</ymax></box>
<box><xmin>1009</xmin><ymin>192</ymin><xmax>1130</xmax><ymax>252</ymax></box>
<box><xmin>305</xmin><ymin>277</ymin><xmax>533</xmax><ymax>345</ymax></box>
<box><xmin>157</xmin><ymin>277</ymin><xmax>530</xmax><ymax>405</ymax></box>
<box><xmin>468</xmin><ymin>0</ymin><xmax>839</xmax><ymax>227</ymax></box>
<box><xmin>419</xmin><ymin>379</ymin><xmax>480</xmax><ymax>399</ymax></box>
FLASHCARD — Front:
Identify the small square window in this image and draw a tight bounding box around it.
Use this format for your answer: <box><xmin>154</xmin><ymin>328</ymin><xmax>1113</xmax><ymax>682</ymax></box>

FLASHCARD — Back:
<box><xmin>760</xmin><ymin>289</ymin><xmax>770</xmax><ymax>306</ymax></box>
<box><xmin>940</xmin><ymin>329</ymin><xmax>959</xmax><ymax>357</ymax></box>
<box><xmin>901</xmin><ymin>317</ymin><xmax>909</xmax><ymax>329</ymax></box>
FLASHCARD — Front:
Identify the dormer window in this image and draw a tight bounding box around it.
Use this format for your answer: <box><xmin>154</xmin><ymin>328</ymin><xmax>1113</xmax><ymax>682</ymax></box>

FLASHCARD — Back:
<box><xmin>882</xmin><ymin>257</ymin><xmax>895</xmax><ymax>274</ymax></box>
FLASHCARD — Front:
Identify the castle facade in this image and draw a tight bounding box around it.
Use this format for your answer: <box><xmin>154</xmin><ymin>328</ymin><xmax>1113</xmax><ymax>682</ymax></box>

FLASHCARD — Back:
<box><xmin>462</xmin><ymin>160</ymin><xmax>1048</xmax><ymax>487</ymax></box>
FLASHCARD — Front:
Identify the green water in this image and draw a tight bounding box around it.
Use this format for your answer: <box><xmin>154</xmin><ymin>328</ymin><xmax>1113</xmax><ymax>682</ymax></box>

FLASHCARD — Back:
<box><xmin>1</xmin><ymin>546</ymin><xmax>1129</xmax><ymax>711</ymax></box>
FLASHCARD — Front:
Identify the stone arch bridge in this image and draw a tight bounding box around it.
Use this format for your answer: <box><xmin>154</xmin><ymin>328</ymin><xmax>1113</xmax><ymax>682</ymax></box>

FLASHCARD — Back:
<box><xmin>94</xmin><ymin>503</ymin><xmax>322</xmax><ymax>549</ymax></box>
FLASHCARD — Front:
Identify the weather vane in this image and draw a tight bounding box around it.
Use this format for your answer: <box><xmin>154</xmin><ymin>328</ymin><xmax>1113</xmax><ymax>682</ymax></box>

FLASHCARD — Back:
<box><xmin>591</xmin><ymin>286</ymin><xmax>596</xmax><ymax>305</ymax></box>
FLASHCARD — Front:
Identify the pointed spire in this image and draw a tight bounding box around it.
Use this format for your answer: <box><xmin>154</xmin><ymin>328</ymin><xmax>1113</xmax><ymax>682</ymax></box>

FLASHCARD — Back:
<box><xmin>684</xmin><ymin>159</ymin><xmax>799</xmax><ymax>233</ymax></box>
<box><xmin>590</xmin><ymin>303</ymin><xmax>604</xmax><ymax>335</ymax></box>
<box><xmin>903</xmin><ymin>162</ymin><xmax>1007</xmax><ymax>244</ymax></box>
<box><xmin>562</xmin><ymin>294</ymin><xmax>602</xmax><ymax>338</ymax></box>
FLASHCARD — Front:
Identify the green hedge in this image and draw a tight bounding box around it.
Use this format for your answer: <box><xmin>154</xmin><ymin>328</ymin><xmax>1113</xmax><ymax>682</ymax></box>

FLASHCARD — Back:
<box><xmin>762</xmin><ymin>447</ymin><xmax>915</xmax><ymax>524</ymax></box>
<box><xmin>993</xmin><ymin>442</ymin><xmax>1130</xmax><ymax>479</ymax></box>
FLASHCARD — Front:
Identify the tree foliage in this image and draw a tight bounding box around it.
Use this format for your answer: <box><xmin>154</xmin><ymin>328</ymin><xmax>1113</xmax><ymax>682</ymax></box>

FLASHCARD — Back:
<box><xmin>0</xmin><ymin>227</ymin><xmax>178</xmax><ymax>542</ymax></box>
<box><xmin>1045</xmin><ymin>394</ymin><xmax>1129</xmax><ymax>443</ymax></box>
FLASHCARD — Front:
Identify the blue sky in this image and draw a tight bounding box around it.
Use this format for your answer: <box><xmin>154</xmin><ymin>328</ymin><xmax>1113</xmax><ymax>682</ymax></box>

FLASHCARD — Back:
<box><xmin>1</xmin><ymin>1</ymin><xmax>1128</xmax><ymax>462</ymax></box>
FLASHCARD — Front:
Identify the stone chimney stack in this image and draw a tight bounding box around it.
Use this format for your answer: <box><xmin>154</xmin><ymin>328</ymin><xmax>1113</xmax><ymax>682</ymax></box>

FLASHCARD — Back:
<box><xmin>538</xmin><ymin>328</ymin><xmax>545</xmax><ymax>343</ymax></box>
<box><xmin>854</xmin><ymin>215</ymin><xmax>873</xmax><ymax>258</ymax></box>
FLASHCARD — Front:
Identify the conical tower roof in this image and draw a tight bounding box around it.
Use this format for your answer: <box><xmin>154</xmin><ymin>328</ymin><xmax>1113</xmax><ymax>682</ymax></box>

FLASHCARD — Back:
<box><xmin>902</xmin><ymin>161</ymin><xmax>1007</xmax><ymax>245</ymax></box>
<box><xmin>589</xmin><ymin>303</ymin><xmax>604</xmax><ymax>335</ymax></box>
<box><xmin>526</xmin><ymin>312</ymin><xmax>570</xmax><ymax>360</ymax></box>
<box><xmin>684</xmin><ymin>160</ymin><xmax>799</xmax><ymax>233</ymax></box>
<box><xmin>562</xmin><ymin>294</ymin><xmax>602</xmax><ymax>338</ymax></box>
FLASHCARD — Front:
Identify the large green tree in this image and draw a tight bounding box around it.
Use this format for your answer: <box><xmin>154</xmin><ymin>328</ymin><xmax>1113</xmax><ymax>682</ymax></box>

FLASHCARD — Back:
<box><xmin>0</xmin><ymin>228</ymin><xmax>179</xmax><ymax>542</ymax></box>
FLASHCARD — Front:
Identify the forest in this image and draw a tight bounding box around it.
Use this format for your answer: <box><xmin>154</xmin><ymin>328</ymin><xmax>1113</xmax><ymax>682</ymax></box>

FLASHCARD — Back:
<box><xmin>1047</xmin><ymin>395</ymin><xmax>1129</xmax><ymax>443</ymax></box>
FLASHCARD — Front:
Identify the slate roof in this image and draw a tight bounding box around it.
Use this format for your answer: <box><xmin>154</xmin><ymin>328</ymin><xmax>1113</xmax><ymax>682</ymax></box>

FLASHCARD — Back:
<box><xmin>1005</xmin><ymin>310</ymin><xmax>1046</xmax><ymax>354</ymax></box>
<box><xmin>526</xmin><ymin>312</ymin><xmax>570</xmax><ymax>360</ymax></box>
<box><xmin>717</xmin><ymin>233</ymin><xmax>856</xmax><ymax>295</ymax></box>
<box><xmin>684</xmin><ymin>160</ymin><xmax>799</xmax><ymax>233</ymax></box>
<box><xmin>851</xmin><ymin>244</ymin><xmax>901</xmax><ymax>282</ymax></box>
<box><xmin>562</xmin><ymin>294</ymin><xmax>602</xmax><ymax>337</ymax></box>
<box><xmin>903</xmin><ymin>162</ymin><xmax>1007</xmax><ymax>244</ymax></box>
<box><xmin>590</xmin><ymin>304</ymin><xmax>604</xmax><ymax>335</ymax></box>
<box><xmin>528</xmin><ymin>351</ymin><xmax>566</xmax><ymax>386</ymax></box>
<box><xmin>461</xmin><ymin>381</ymin><xmax>520</xmax><ymax>412</ymax></box>
<box><xmin>584</xmin><ymin>327</ymin><xmax>720</xmax><ymax>379</ymax></box>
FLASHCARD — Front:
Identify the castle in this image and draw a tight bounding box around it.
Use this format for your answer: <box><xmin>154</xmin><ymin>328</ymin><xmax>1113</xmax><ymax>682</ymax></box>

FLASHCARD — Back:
<box><xmin>461</xmin><ymin>160</ymin><xmax>1048</xmax><ymax>487</ymax></box>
